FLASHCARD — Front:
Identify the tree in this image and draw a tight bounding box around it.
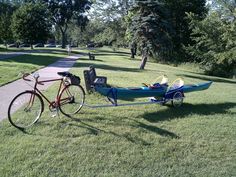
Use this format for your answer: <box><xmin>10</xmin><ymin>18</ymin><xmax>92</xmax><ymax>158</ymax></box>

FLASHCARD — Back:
<box><xmin>164</xmin><ymin>0</ymin><xmax>207</xmax><ymax>60</ymax></box>
<box><xmin>214</xmin><ymin>0</ymin><xmax>236</xmax><ymax>20</ymax></box>
<box><xmin>89</xmin><ymin>0</ymin><xmax>133</xmax><ymax>21</ymax></box>
<box><xmin>95</xmin><ymin>19</ymin><xmax>127</xmax><ymax>47</ymax></box>
<box><xmin>186</xmin><ymin>1</ymin><xmax>236</xmax><ymax>78</ymax></box>
<box><xmin>43</xmin><ymin>0</ymin><xmax>91</xmax><ymax>48</ymax></box>
<box><xmin>11</xmin><ymin>3</ymin><xmax>51</xmax><ymax>49</ymax></box>
<box><xmin>86</xmin><ymin>0</ymin><xmax>132</xmax><ymax>48</ymax></box>
<box><xmin>128</xmin><ymin>0</ymin><xmax>174</xmax><ymax>69</ymax></box>
<box><xmin>0</xmin><ymin>2</ymin><xmax>15</xmax><ymax>48</ymax></box>
<box><xmin>66</xmin><ymin>19</ymin><xmax>105</xmax><ymax>46</ymax></box>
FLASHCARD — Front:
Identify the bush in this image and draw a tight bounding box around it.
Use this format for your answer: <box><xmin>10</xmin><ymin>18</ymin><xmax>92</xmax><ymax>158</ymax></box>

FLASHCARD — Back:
<box><xmin>186</xmin><ymin>12</ymin><xmax>236</xmax><ymax>78</ymax></box>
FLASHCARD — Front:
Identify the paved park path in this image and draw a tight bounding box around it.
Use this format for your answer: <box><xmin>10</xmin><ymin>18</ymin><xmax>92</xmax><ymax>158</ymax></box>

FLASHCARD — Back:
<box><xmin>0</xmin><ymin>54</ymin><xmax>81</xmax><ymax>120</ymax></box>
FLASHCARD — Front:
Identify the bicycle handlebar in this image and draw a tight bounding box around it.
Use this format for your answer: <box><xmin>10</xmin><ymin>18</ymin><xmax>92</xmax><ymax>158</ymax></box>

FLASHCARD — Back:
<box><xmin>22</xmin><ymin>73</ymin><xmax>43</xmax><ymax>85</ymax></box>
<box><xmin>23</xmin><ymin>73</ymin><xmax>31</xmax><ymax>81</ymax></box>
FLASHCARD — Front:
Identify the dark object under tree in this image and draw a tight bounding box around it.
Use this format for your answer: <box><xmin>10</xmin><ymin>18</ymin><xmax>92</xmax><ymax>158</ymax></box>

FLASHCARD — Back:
<box><xmin>130</xmin><ymin>42</ymin><xmax>137</xmax><ymax>59</ymax></box>
<box><xmin>88</xmin><ymin>52</ymin><xmax>95</xmax><ymax>60</ymax></box>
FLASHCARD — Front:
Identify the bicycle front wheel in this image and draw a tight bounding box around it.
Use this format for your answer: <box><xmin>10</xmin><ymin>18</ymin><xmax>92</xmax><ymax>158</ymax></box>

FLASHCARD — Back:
<box><xmin>59</xmin><ymin>84</ymin><xmax>85</xmax><ymax>116</ymax></box>
<box><xmin>8</xmin><ymin>91</ymin><xmax>44</xmax><ymax>130</ymax></box>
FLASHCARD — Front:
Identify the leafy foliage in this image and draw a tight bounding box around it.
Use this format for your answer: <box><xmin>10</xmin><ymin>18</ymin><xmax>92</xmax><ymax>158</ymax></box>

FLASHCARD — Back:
<box><xmin>164</xmin><ymin>0</ymin><xmax>207</xmax><ymax>59</ymax></box>
<box><xmin>89</xmin><ymin>0</ymin><xmax>132</xmax><ymax>21</ymax></box>
<box><xmin>95</xmin><ymin>19</ymin><xmax>127</xmax><ymax>47</ymax></box>
<box><xmin>43</xmin><ymin>0</ymin><xmax>91</xmax><ymax>48</ymax></box>
<box><xmin>126</xmin><ymin>0</ymin><xmax>207</xmax><ymax>63</ymax></box>
<box><xmin>0</xmin><ymin>2</ymin><xmax>15</xmax><ymax>46</ymax></box>
<box><xmin>11</xmin><ymin>2</ymin><xmax>51</xmax><ymax>48</ymax></box>
<box><xmin>82</xmin><ymin>0</ymin><xmax>130</xmax><ymax>47</ymax></box>
<box><xmin>186</xmin><ymin>8</ymin><xmax>236</xmax><ymax>77</ymax></box>
<box><xmin>128</xmin><ymin>1</ymin><xmax>174</xmax><ymax>62</ymax></box>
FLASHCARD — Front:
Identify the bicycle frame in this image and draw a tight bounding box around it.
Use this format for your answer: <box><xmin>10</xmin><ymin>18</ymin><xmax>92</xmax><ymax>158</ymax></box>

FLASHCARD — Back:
<box><xmin>30</xmin><ymin>78</ymin><xmax>66</xmax><ymax>108</ymax></box>
<box><xmin>8</xmin><ymin>73</ymin><xmax>85</xmax><ymax>130</ymax></box>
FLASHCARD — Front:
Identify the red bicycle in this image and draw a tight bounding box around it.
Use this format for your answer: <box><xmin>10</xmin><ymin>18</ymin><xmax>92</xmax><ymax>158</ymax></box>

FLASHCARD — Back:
<box><xmin>8</xmin><ymin>72</ymin><xmax>85</xmax><ymax>130</ymax></box>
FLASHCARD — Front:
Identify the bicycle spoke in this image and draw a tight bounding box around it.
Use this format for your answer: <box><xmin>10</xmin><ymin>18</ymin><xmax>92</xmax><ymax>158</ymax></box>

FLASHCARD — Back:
<box><xmin>59</xmin><ymin>85</ymin><xmax>85</xmax><ymax>116</ymax></box>
<box><xmin>8</xmin><ymin>91</ymin><xmax>43</xmax><ymax>129</ymax></box>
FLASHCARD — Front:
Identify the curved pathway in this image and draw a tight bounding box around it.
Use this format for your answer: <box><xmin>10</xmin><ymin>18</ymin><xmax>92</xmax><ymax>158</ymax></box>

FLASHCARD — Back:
<box><xmin>0</xmin><ymin>55</ymin><xmax>81</xmax><ymax>120</ymax></box>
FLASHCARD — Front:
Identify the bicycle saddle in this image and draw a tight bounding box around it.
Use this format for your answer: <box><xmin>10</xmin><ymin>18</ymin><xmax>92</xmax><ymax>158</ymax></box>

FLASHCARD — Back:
<box><xmin>57</xmin><ymin>72</ymin><xmax>72</xmax><ymax>77</ymax></box>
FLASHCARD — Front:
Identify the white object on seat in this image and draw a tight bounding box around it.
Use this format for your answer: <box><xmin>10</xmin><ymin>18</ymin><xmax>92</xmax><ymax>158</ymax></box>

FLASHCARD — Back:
<box><xmin>168</xmin><ymin>78</ymin><xmax>184</xmax><ymax>91</ymax></box>
<box><xmin>160</xmin><ymin>75</ymin><xmax>168</xmax><ymax>84</ymax></box>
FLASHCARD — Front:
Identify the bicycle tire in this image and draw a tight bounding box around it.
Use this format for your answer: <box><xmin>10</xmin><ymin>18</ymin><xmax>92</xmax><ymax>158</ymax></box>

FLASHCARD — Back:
<box><xmin>8</xmin><ymin>91</ymin><xmax>44</xmax><ymax>130</ymax></box>
<box><xmin>59</xmin><ymin>84</ymin><xmax>85</xmax><ymax>116</ymax></box>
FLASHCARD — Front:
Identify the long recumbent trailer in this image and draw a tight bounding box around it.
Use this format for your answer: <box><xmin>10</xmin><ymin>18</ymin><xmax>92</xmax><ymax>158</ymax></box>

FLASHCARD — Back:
<box><xmin>7</xmin><ymin>71</ymin><xmax>212</xmax><ymax>130</ymax></box>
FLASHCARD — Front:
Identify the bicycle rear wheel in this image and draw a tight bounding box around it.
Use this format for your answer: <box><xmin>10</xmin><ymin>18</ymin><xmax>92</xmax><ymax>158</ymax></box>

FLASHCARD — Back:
<box><xmin>59</xmin><ymin>84</ymin><xmax>85</xmax><ymax>116</ymax></box>
<box><xmin>8</xmin><ymin>91</ymin><xmax>44</xmax><ymax>130</ymax></box>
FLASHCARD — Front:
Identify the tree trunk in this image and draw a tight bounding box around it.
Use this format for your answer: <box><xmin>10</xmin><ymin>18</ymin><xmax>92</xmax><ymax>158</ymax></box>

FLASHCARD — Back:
<box><xmin>130</xmin><ymin>42</ymin><xmax>137</xmax><ymax>59</ymax></box>
<box><xmin>140</xmin><ymin>52</ymin><xmax>148</xmax><ymax>70</ymax></box>
<box><xmin>134</xmin><ymin>46</ymin><xmax>137</xmax><ymax>55</ymax></box>
<box><xmin>131</xmin><ymin>48</ymin><xmax>135</xmax><ymax>59</ymax></box>
<box><xmin>30</xmin><ymin>41</ymin><xmax>33</xmax><ymax>50</ymax></box>
<box><xmin>4</xmin><ymin>42</ymin><xmax>7</xmax><ymax>50</ymax></box>
<box><xmin>60</xmin><ymin>26</ymin><xmax>67</xmax><ymax>49</ymax></box>
<box><xmin>61</xmin><ymin>31</ymin><xmax>66</xmax><ymax>49</ymax></box>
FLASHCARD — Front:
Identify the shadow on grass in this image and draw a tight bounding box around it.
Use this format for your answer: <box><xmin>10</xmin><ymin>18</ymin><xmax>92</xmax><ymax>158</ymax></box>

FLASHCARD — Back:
<box><xmin>15</xmin><ymin>110</ymin><xmax>179</xmax><ymax>145</ymax></box>
<box><xmin>72</xmin><ymin>49</ymin><xmax>130</xmax><ymax>55</ymax></box>
<box><xmin>1</xmin><ymin>54</ymin><xmax>64</xmax><ymax>67</ymax></box>
<box><xmin>68</xmin><ymin>112</ymin><xmax>179</xmax><ymax>143</ymax></box>
<box><xmin>131</xmin><ymin>119</ymin><xmax>179</xmax><ymax>139</ymax></box>
<box><xmin>93</xmin><ymin>53</ymin><xmax>130</xmax><ymax>57</ymax></box>
<box><xmin>74</xmin><ymin>62</ymin><xmax>141</xmax><ymax>73</ymax></box>
<box><xmin>177</xmin><ymin>74</ymin><xmax>236</xmax><ymax>84</ymax></box>
<box><xmin>71</xmin><ymin>51</ymin><xmax>87</xmax><ymax>55</ymax></box>
<box><xmin>94</xmin><ymin>49</ymin><xmax>130</xmax><ymax>55</ymax></box>
<box><xmin>65</xmin><ymin>117</ymin><xmax>152</xmax><ymax>146</ymax></box>
<box><xmin>143</xmin><ymin>102</ymin><xmax>236</xmax><ymax>123</ymax></box>
<box><xmin>77</xmin><ymin>57</ymin><xmax>104</xmax><ymax>62</ymax></box>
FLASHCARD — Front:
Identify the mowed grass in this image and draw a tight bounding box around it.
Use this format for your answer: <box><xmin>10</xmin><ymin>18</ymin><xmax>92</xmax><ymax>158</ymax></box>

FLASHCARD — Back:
<box><xmin>0</xmin><ymin>52</ymin><xmax>67</xmax><ymax>86</ymax></box>
<box><xmin>0</xmin><ymin>47</ymin><xmax>236</xmax><ymax>176</ymax></box>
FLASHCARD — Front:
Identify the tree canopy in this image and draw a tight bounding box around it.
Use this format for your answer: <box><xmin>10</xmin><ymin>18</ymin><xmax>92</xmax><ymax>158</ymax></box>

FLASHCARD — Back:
<box><xmin>0</xmin><ymin>2</ymin><xmax>15</xmax><ymax>47</ymax></box>
<box><xmin>11</xmin><ymin>2</ymin><xmax>51</xmax><ymax>48</ymax></box>
<box><xmin>125</xmin><ymin>0</ymin><xmax>208</xmax><ymax>69</ymax></box>
<box><xmin>82</xmin><ymin>0</ymin><xmax>130</xmax><ymax>47</ymax></box>
<box><xmin>164</xmin><ymin>0</ymin><xmax>207</xmax><ymax>59</ymax></box>
<box><xmin>186</xmin><ymin>0</ymin><xmax>236</xmax><ymax>77</ymax></box>
<box><xmin>128</xmin><ymin>1</ymin><xmax>174</xmax><ymax>62</ymax></box>
<box><xmin>43</xmin><ymin>0</ymin><xmax>92</xmax><ymax>48</ymax></box>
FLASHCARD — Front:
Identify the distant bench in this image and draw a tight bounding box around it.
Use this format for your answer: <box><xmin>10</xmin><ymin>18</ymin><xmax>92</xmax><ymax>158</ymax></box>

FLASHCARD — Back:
<box><xmin>88</xmin><ymin>52</ymin><xmax>95</xmax><ymax>60</ymax></box>
<box><xmin>83</xmin><ymin>65</ymin><xmax>107</xmax><ymax>93</ymax></box>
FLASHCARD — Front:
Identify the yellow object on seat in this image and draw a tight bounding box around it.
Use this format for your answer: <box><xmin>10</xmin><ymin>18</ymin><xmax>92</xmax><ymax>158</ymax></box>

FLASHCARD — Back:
<box><xmin>160</xmin><ymin>75</ymin><xmax>168</xmax><ymax>85</ymax></box>
<box><xmin>142</xmin><ymin>75</ymin><xmax>168</xmax><ymax>87</ymax></box>
<box><xmin>153</xmin><ymin>75</ymin><xmax>168</xmax><ymax>85</ymax></box>
<box><xmin>168</xmin><ymin>78</ymin><xmax>184</xmax><ymax>91</ymax></box>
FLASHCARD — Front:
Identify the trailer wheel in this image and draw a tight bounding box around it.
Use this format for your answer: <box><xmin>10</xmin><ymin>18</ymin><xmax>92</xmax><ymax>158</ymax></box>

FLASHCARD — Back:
<box><xmin>171</xmin><ymin>91</ymin><xmax>184</xmax><ymax>107</ymax></box>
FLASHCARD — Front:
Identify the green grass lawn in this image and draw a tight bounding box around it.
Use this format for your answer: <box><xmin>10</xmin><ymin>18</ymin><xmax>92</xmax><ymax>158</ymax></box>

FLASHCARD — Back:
<box><xmin>0</xmin><ymin>52</ymin><xmax>67</xmax><ymax>86</ymax></box>
<box><xmin>0</xmin><ymin>47</ymin><xmax>236</xmax><ymax>176</ymax></box>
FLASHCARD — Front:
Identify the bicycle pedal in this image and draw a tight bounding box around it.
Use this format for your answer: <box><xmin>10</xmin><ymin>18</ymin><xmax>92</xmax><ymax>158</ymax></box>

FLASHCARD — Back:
<box><xmin>50</xmin><ymin>108</ymin><xmax>59</xmax><ymax>118</ymax></box>
<box><xmin>51</xmin><ymin>114</ymin><xmax>57</xmax><ymax>118</ymax></box>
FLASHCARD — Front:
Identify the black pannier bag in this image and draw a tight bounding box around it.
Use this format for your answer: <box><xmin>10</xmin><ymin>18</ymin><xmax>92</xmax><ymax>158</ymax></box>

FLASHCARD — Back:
<box><xmin>69</xmin><ymin>74</ymin><xmax>81</xmax><ymax>85</ymax></box>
